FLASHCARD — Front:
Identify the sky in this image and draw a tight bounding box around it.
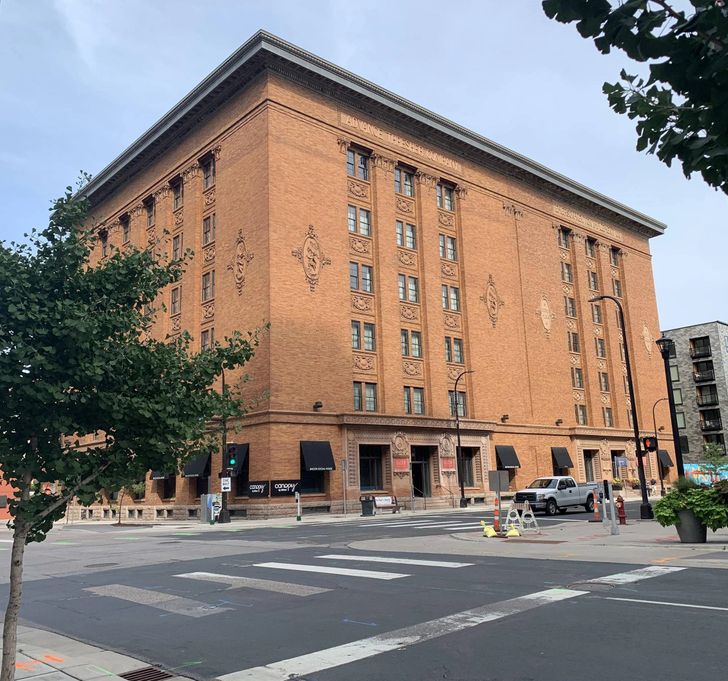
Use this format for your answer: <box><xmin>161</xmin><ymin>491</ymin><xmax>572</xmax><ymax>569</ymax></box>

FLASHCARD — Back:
<box><xmin>0</xmin><ymin>0</ymin><xmax>724</xmax><ymax>330</ymax></box>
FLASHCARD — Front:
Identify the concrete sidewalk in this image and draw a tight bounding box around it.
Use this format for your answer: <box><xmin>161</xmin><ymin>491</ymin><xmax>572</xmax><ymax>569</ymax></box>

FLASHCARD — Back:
<box><xmin>3</xmin><ymin>625</ymin><xmax>189</xmax><ymax>681</ymax></box>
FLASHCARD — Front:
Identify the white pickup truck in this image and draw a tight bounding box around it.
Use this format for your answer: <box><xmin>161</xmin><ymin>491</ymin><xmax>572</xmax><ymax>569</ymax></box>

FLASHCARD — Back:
<box><xmin>514</xmin><ymin>476</ymin><xmax>597</xmax><ymax>516</ymax></box>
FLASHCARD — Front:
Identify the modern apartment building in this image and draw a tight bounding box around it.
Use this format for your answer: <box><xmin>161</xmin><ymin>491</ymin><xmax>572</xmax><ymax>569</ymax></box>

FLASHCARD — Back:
<box><xmin>70</xmin><ymin>32</ymin><xmax>672</xmax><ymax>520</ymax></box>
<box><xmin>663</xmin><ymin>321</ymin><xmax>728</xmax><ymax>461</ymax></box>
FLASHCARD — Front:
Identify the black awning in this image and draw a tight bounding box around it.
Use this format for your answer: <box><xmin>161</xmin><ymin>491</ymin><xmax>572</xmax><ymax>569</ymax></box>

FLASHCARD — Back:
<box><xmin>229</xmin><ymin>443</ymin><xmax>249</xmax><ymax>476</ymax></box>
<box><xmin>183</xmin><ymin>454</ymin><xmax>211</xmax><ymax>478</ymax></box>
<box><xmin>495</xmin><ymin>445</ymin><xmax>520</xmax><ymax>469</ymax></box>
<box><xmin>658</xmin><ymin>449</ymin><xmax>674</xmax><ymax>468</ymax></box>
<box><xmin>300</xmin><ymin>441</ymin><xmax>336</xmax><ymax>471</ymax></box>
<box><xmin>551</xmin><ymin>447</ymin><xmax>574</xmax><ymax>469</ymax></box>
<box><xmin>150</xmin><ymin>470</ymin><xmax>171</xmax><ymax>481</ymax></box>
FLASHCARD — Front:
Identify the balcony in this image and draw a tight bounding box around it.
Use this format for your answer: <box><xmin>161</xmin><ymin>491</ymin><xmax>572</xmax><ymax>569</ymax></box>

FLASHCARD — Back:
<box><xmin>690</xmin><ymin>347</ymin><xmax>712</xmax><ymax>359</ymax></box>
<box><xmin>701</xmin><ymin>419</ymin><xmax>723</xmax><ymax>431</ymax></box>
<box><xmin>693</xmin><ymin>369</ymin><xmax>715</xmax><ymax>382</ymax></box>
<box><xmin>697</xmin><ymin>394</ymin><xmax>719</xmax><ymax>407</ymax></box>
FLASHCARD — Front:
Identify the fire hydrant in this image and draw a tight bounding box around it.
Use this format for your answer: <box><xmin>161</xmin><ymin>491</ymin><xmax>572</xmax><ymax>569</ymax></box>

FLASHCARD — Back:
<box><xmin>616</xmin><ymin>495</ymin><xmax>627</xmax><ymax>525</ymax></box>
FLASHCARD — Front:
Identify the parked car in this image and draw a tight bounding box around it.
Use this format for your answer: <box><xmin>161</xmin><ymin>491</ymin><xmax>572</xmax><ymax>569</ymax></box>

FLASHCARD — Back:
<box><xmin>514</xmin><ymin>476</ymin><xmax>597</xmax><ymax>516</ymax></box>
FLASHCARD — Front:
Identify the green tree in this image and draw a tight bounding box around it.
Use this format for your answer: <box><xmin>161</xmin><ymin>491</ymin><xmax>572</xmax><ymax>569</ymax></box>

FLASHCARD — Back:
<box><xmin>698</xmin><ymin>442</ymin><xmax>728</xmax><ymax>479</ymax></box>
<box><xmin>542</xmin><ymin>0</ymin><xmax>728</xmax><ymax>194</ymax></box>
<box><xmin>0</xmin><ymin>184</ymin><xmax>259</xmax><ymax>681</ymax></box>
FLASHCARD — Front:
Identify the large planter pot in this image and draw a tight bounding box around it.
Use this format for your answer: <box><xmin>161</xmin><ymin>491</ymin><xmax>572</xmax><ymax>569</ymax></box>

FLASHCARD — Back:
<box><xmin>676</xmin><ymin>509</ymin><xmax>707</xmax><ymax>543</ymax></box>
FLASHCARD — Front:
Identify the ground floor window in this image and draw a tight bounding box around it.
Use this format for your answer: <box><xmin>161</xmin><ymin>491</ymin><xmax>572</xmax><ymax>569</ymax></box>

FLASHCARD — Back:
<box><xmin>359</xmin><ymin>445</ymin><xmax>384</xmax><ymax>491</ymax></box>
<box><xmin>195</xmin><ymin>475</ymin><xmax>209</xmax><ymax>498</ymax></box>
<box><xmin>160</xmin><ymin>475</ymin><xmax>176</xmax><ymax>500</ymax></box>
<box><xmin>583</xmin><ymin>450</ymin><xmax>598</xmax><ymax>482</ymax></box>
<box><xmin>460</xmin><ymin>448</ymin><xmax>477</xmax><ymax>487</ymax></box>
<box><xmin>611</xmin><ymin>450</ymin><xmax>626</xmax><ymax>480</ymax></box>
<box><xmin>235</xmin><ymin>455</ymin><xmax>250</xmax><ymax>497</ymax></box>
<box><xmin>300</xmin><ymin>455</ymin><xmax>325</xmax><ymax>494</ymax></box>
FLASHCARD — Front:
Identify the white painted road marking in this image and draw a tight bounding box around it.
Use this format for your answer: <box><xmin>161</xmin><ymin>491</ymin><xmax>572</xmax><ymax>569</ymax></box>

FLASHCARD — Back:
<box><xmin>605</xmin><ymin>597</ymin><xmax>728</xmax><ymax>612</ymax></box>
<box><xmin>252</xmin><ymin>562</ymin><xmax>408</xmax><ymax>580</ymax></box>
<box><xmin>174</xmin><ymin>571</ymin><xmax>330</xmax><ymax>597</ymax></box>
<box><xmin>317</xmin><ymin>555</ymin><xmax>474</xmax><ymax>568</ymax></box>
<box><xmin>218</xmin><ymin>588</ymin><xmax>587</xmax><ymax>681</ymax></box>
<box><xmin>85</xmin><ymin>584</ymin><xmax>229</xmax><ymax>617</ymax></box>
<box><xmin>586</xmin><ymin>566</ymin><xmax>685</xmax><ymax>585</ymax></box>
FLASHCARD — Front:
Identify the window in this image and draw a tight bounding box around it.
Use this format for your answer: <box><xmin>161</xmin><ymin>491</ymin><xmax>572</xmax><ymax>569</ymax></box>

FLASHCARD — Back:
<box><xmin>359</xmin><ymin>445</ymin><xmax>383</xmax><ymax>490</ymax></box>
<box><xmin>402</xmin><ymin>330</ymin><xmax>421</xmax><ymax>357</ymax></box>
<box><xmin>599</xmin><ymin>372</ymin><xmax>610</xmax><ymax>392</ymax></box>
<box><xmin>352</xmin><ymin>321</ymin><xmax>361</xmax><ymax>349</ymax></box>
<box><xmin>564</xmin><ymin>297</ymin><xmax>577</xmax><ymax>318</ymax></box>
<box><xmin>100</xmin><ymin>230</ymin><xmax>108</xmax><ymax>258</ymax></box>
<box><xmin>350</xmin><ymin>263</ymin><xmax>373</xmax><ymax>293</ymax></box>
<box><xmin>572</xmin><ymin>367</ymin><xmax>584</xmax><ymax>389</ymax></box>
<box><xmin>603</xmin><ymin>407</ymin><xmax>614</xmax><ymax>428</ymax></box>
<box><xmin>439</xmin><ymin>235</ymin><xmax>457</xmax><ymax>260</ymax></box>
<box><xmin>690</xmin><ymin>336</ymin><xmax>711</xmax><ymax>358</ymax></box>
<box><xmin>568</xmin><ymin>331</ymin><xmax>580</xmax><ymax>353</ymax></box>
<box><xmin>201</xmin><ymin>271</ymin><xmax>215</xmax><ymax>301</ymax></box>
<box><xmin>202</xmin><ymin>214</ymin><xmax>216</xmax><ymax>246</ymax></box>
<box><xmin>348</xmin><ymin>205</ymin><xmax>371</xmax><ymax>236</ymax></box>
<box><xmin>613</xmin><ymin>279</ymin><xmax>623</xmax><ymax>297</ymax></box>
<box><xmin>596</xmin><ymin>338</ymin><xmax>607</xmax><ymax>358</ymax></box>
<box><xmin>561</xmin><ymin>262</ymin><xmax>573</xmax><ymax>283</ymax></box>
<box><xmin>442</xmin><ymin>285</ymin><xmax>460</xmax><ymax>311</ymax></box>
<box><xmin>610</xmin><ymin>247</ymin><xmax>620</xmax><ymax>266</ymax></box>
<box><xmin>399</xmin><ymin>275</ymin><xmax>419</xmax><ymax>303</ymax></box>
<box><xmin>404</xmin><ymin>387</ymin><xmax>425</xmax><ymax>415</ymax></box>
<box><xmin>202</xmin><ymin>156</ymin><xmax>215</xmax><ymax>190</ymax></box>
<box><xmin>346</xmin><ymin>148</ymin><xmax>369</xmax><ymax>181</ymax></box>
<box><xmin>448</xmin><ymin>390</ymin><xmax>467</xmax><ymax>417</ymax></box>
<box><xmin>172</xmin><ymin>179</ymin><xmax>183</xmax><ymax>210</ymax></box>
<box><xmin>669</xmin><ymin>365</ymin><xmax>679</xmax><ymax>382</ymax></box>
<box><xmin>558</xmin><ymin>227</ymin><xmax>571</xmax><ymax>249</ymax></box>
<box><xmin>445</xmin><ymin>337</ymin><xmax>452</xmax><ymax>363</ymax></box>
<box><xmin>591</xmin><ymin>303</ymin><xmax>602</xmax><ymax>324</ymax></box>
<box><xmin>411</xmin><ymin>331</ymin><xmax>422</xmax><ymax>358</ymax></box>
<box><xmin>201</xmin><ymin>328</ymin><xmax>214</xmax><ymax>351</ymax></box>
<box><xmin>396</xmin><ymin>221</ymin><xmax>416</xmax><ymax>249</ymax></box>
<box><xmin>437</xmin><ymin>183</ymin><xmax>455</xmax><ymax>210</ymax></box>
<box><xmin>697</xmin><ymin>385</ymin><xmax>719</xmax><ymax>406</ymax></box>
<box><xmin>676</xmin><ymin>412</ymin><xmax>686</xmax><ymax>429</ymax></box>
<box><xmin>575</xmin><ymin>404</ymin><xmax>588</xmax><ymax>426</ymax></box>
<box><xmin>588</xmin><ymin>271</ymin><xmax>599</xmax><ymax>291</ymax></box>
<box><xmin>353</xmin><ymin>382</ymin><xmax>362</xmax><ymax>411</ymax></box>
<box><xmin>585</xmin><ymin>238</ymin><xmax>596</xmax><ymax>258</ymax></box>
<box><xmin>300</xmin><ymin>453</ymin><xmax>325</xmax><ymax>494</ymax></box>
<box><xmin>363</xmin><ymin>323</ymin><xmax>375</xmax><ymax>351</ymax></box>
<box><xmin>673</xmin><ymin>388</ymin><xmax>683</xmax><ymax>405</ymax></box>
<box><xmin>145</xmin><ymin>199</ymin><xmax>155</xmax><ymax>228</ymax></box>
<box><xmin>364</xmin><ymin>383</ymin><xmax>377</xmax><ymax>411</ymax></box>
<box><xmin>616</xmin><ymin>311</ymin><xmax>623</xmax><ymax>329</ymax></box>
<box><xmin>172</xmin><ymin>234</ymin><xmax>183</xmax><ymax>261</ymax></box>
<box><xmin>121</xmin><ymin>216</ymin><xmax>130</xmax><ymax>244</ymax></box>
<box><xmin>395</xmin><ymin>167</ymin><xmax>414</xmax><ymax>197</ymax></box>
<box><xmin>679</xmin><ymin>435</ymin><xmax>690</xmax><ymax>453</ymax></box>
<box><xmin>461</xmin><ymin>449</ymin><xmax>476</xmax><ymax>487</ymax></box>
<box><xmin>171</xmin><ymin>287</ymin><xmax>181</xmax><ymax>315</ymax></box>
<box><xmin>161</xmin><ymin>475</ymin><xmax>176</xmax><ymax>500</ymax></box>
<box><xmin>453</xmin><ymin>338</ymin><xmax>464</xmax><ymax>364</ymax></box>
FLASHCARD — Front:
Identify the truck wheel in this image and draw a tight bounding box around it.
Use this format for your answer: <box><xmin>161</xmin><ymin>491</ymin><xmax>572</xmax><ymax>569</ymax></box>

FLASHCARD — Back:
<box><xmin>583</xmin><ymin>495</ymin><xmax>594</xmax><ymax>513</ymax></box>
<box><xmin>546</xmin><ymin>499</ymin><xmax>558</xmax><ymax>516</ymax></box>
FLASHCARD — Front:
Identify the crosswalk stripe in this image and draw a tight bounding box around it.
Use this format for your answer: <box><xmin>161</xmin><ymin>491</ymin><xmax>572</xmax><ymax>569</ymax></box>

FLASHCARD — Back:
<box><xmin>85</xmin><ymin>584</ymin><xmax>229</xmax><ymax>617</ymax></box>
<box><xmin>317</xmin><ymin>555</ymin><xmax>474</xmax><ymax>568</ymax></box>
<box><xmin>253</xmin><ymin>562</ymin><xmax>408</xmax><ymax>580</ymax></box>
<box><xmin>407</xmin><ymin>522</ymin><xmax>483</xmax><ymax>529</ymax></box>
<box><xmin>174</xmin><ymin>571</ymin><xmax>330</xmax><ymax>597</ymax></box>
<box><xmin>586</xmin><ymin>566</ymin><xmax>685</xmax><ymax>585</ymax></box>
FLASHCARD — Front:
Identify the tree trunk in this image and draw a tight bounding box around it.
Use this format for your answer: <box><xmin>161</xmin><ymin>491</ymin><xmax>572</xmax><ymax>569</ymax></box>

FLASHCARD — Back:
<box><xmin>116</xmin><ymin>490</ymin><xmax>125</xmax><ymax>526</ymax></box>
<box><xmin>1</xmin><ymin>520</ymin><xmax>29</xmax><ymax>681</ymax></box>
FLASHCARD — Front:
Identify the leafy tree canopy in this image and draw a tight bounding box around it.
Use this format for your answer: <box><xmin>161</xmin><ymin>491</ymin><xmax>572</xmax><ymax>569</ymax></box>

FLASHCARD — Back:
<box><xmin>542</xmin><ymin>0</ymin><xmax>728</xmax><ymax>194</ymax></box>
<box><xmin>0</xmin><ymin>184</ymin><xmax>259</xmax><ymax>543</ymax></box>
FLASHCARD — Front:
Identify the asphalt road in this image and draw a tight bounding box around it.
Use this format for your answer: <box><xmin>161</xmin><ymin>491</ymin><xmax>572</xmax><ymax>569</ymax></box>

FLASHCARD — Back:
<box><xmin>2</xmin><ymin>502</ymin><xmax>721</xmax><ymax>681</ymax></box>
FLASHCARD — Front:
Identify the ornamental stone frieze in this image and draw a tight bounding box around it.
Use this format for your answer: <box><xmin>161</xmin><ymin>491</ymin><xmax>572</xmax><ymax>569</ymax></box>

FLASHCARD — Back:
<box><xmin>227</xmin><ymin>229</ymin><xmax>254</xmax><ymax>295</ymax></box>
<box><xmin>391</xmin><ymin>432</ymin><xmax>410</xmax><ymax>457</ymax></box>
<box><xmin>129</xmin><ymin>203</ymin><xmax>144</xmax><ymax>218</ymax></box>
<box><xmin>402</xmin><ymin>360</ymin><xmax>423</xmax><ymax>377</ymax></box>
<box><xmin>444</xmin><ymin>313</ymin><xmax>461</xmax><ymax>331</ymax></box>
<box><xmin>353</xmin><ymin>354</ymin><xmax>376</xmax><ymax>372</ymax></box>
<box><xmin>204</xmin><ymin>189</ymin><xmax>216</xmax><ymax>207</ymax></box>
<box><xmin>415</xmin><ymin>170</ymin><xmax>437</xmax><ymax>188</ymax></box>
<box><xmin>336</xmin><ymin>137</ymin><xmax>350</xmax><ymax>154</ymax></box>
<box><xmin>153</xmin><ymin>186</ymin><xmax>170</xmax><ymax>203</ymax></box>
<box><xmin>447</xmin><ymin>366</ymin><xmax>462</xmax><ymax>382</ymax></box>
<box><xmin>536</xmin><ymin>294</ymin><xmax>556</xmax><ymax>337</ymax></box>
<box><xmin>395</xmin><ymin>197</ymin><xmax>415</xmax><ymax>214</ymax></box>
<box><xmin>502</xmin><ymin>202</ymin><xmax>523</xmax><ymax>220</ymax></box>
<box><xmin>350</xmin><ymin>236</ymin><xmax>371</xmax><ymax>255</ymax></box>
<box><xmin>438</xmin><ymin>211</ymin><xmax>455</xmax><ymax>227</ymax></box>
<box><xmin>174</xmin><ymin>211</ymin><xmax>184</xmax><ymax>227</ymax></box>
<box><xmin>400</xmin><ymin>304</ymin><xmax>419</xmax><ymax>322</ymax></box>
<box><xmin>642</xmin><ymin>323</ymin><xmax>654</xmax><ymax>357</ymax></box>
<box><xmin>291</xmin><ymin>225</ymin><xmax>331</xmax><ymax>292</ymax></box>
<box><xmin>480</xmin><ymin>274</ymin><xmax>504</xmax><ymax>328</ymax></box>
<box><xmin>202</xmin><ymin>302</ymin><xmax>215</xmax><ymax>320</ymax></box>
<box><xmin>352</xmin><ymin>294</ymin><xmax>374</xmax><ymax>313</ymax></box>
<box><xmin>203</xmin><ymin>244</ymin><xmax>216</xmax><ymax>264</ymax></box>
<box><xmin>398</xmin><ymin>249</ymin><xmax>416</xmax><ymax>267</ymax></box>
<box><xmin>611</xmin><ymin>266</ymin><xmax>620</xmax><ymax>278</ymax></box>
<box><xmin>170</xmin><ymin>315</ymin><xmax>181</xmax><ymax>333</ymax></box>
<box><xmin>347</xmin><ymin>179</ymin><xmax>370</xmax><ymax>200</ymax></box>
<box><xmin>454</xmin><ymin>185</ymin><xmax>468</xmax><ymax>199</ymax></box>
<box><xmin>438</xmin><ymin>433</ymin><xmax>455</xmax><ymax>458</ymax></box>
<box><xmin>441</xmin><ymin>262</ymin><xmax>457</xmax><ymax>278</ymax></box>
<box><xmin>371</xmin><ymin>152</ymin><xmax>395</xmax><ymax>173</ymax></box>
<box><xmin>182</xmin><ymin>161</ymin><xmax>201</xmax><ymax>181</ymax></box>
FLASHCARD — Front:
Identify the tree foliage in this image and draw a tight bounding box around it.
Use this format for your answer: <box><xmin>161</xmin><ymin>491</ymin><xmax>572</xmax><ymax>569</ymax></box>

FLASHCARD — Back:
<box><xmin>542</xmin><ymin>0</ymin><xmax>728</xmax><ymax>194</ymax></box>
<box><xmin>0</xmin><ymin>183</ymin><xmax>260</xmax><ymax>543</ymax></box>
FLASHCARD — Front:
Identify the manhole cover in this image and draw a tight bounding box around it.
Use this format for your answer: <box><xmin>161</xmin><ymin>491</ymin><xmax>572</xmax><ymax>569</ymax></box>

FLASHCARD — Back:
<box><xmin>568</xmin><ymin>582</ymin><xmax>615</xmax><ymax>592</ymax></box>
<box><xmin>84</xmin><ymin>563</ymin><xmax>119</xmax><ymax>568</ymax></box>
<box><xmin>119</xmin><ymin>667</ymin><xmax>174</xmax><ymax>681</ymax></box>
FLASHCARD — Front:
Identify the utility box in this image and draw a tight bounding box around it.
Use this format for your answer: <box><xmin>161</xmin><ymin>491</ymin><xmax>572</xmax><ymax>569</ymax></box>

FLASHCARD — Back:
<box><xmin>488</xmin><ymin>470</ymin><xmax>510</xmax><ymax>493</ymax></box>
<box><xmin>200</xmin><ymin>493</ymin><xmax>222</xmax><ymax>524</ymax></box>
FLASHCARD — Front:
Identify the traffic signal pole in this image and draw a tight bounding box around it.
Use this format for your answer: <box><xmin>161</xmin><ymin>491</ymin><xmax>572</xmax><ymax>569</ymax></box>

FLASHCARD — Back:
<box><xmin>218</xmin><ymin>368</ymin><xmax>231</xmax><ymax>524</ymax></box>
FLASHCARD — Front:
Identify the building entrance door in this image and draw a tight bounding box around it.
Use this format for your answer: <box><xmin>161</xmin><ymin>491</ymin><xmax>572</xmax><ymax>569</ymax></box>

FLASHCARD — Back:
<box><xmin>410</xmin><ymin>446</ymin><xmax>432</xmax><ymax>497</ymax></box>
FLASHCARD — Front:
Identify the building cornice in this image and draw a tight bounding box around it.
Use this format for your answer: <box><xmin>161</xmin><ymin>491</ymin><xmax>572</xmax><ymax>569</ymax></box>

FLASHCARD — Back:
<box><xmin>80</xmin><ymin>31</ymin><xmax>665</xmax><ymax>238</ymax></box>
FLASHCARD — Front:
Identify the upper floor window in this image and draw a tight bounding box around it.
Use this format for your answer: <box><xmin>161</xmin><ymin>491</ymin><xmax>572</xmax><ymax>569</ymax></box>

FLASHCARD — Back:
<box><xmin>603</xmin><ymin>407</ymin><xmax>614</xmax><ymax>428</ymax></box>
<box><xmin>613</xmin><ymin>279</ymin><xmax>623</xmax><ymax>297</ymax></box>
<box><xmin>437</xmin><ymin>183</ymin><xmax>455</xmax><ymax>211</ymax></box>
<box><xmin>201</xmin><ymin>270</ymin><xmax>215</xmax><ymax>302</ymax></box>
<box><xmin>346</xmin><ymin>148</ymin><xmax>369</xmax><ymax>181</ymax></box>
<box><xmin>351</xmin><ymin>320</ymin><xmax>360</xmax><ymax>350</ymax></box>
<box><xmin>575</xmin><ymin>404</ymin><xmax>588</xmax><ymax>426</ymax></box>
<box><xmin>564</xmin><ymin>297</ymin><xmax>577</xmax><ymax>318</ymax></box>
<box><xmin>401</xmin><ymin>329</ymin><xmax>422</xmax><ymax>357</ymax></box>
<box><xmin>441</xmin><ymin>285</ymin><xmax>460</xmax><ymax>311</ymax></box>
<box><xmin>172</xmin><ymin>179</ymin><xmax>183</xmax><ymax>210</ymax></box>
<box><xmin>448</xmin><ymin>390</ymin><xmax>467</xmax><ymax>418</ymax></box>
<box><xmin>363</xmin><ymin>322</ymin><xmax>376</xmax><ymax>352</ymax></box>
<box><xmin>353</xmin><ymin>382</ymin><xmax>377</xmax><ymax>412</ymax></box>
<box><xmin>201</xmin><ymin>327</ymin><xmax>214</xmax><ymax>351</ymax></box>
<box><xmin>568</xmin><ymin>331</ymin><xmax>580</xmax><ymax>353</ymax></box>
<box><xmin>172</xmin><ymin>234</ymin><xmax>183</xmax><ymax>262</ymax></box>
<box><xmin>591</xmin><ymin>303</ymin><xmax>602</xmax><ymax>324</ymax></box>
<box><xmin>609</xmin><ymin>247</ymin><xmax>621</xmax><ymax>266</ymax></box>
<box><xmin>571</xmin><ymin>366</ymin><xmax>584</xmax><ymax>389</ymax></box>
<box><xmin>445</xmin><ymin>336</ymin><xmax>464</xmax><ymax>364</ymax></box>
<box><xmin>398</xmin><ymin>274</ymin><xmax>419</xmax><ymax>303</ymax></box>
<box><xmin>585</xmin><ymin>238</ymin><xmax>596</xmax><ymax>258</ymax></box>
<box><xmin>404</xmin><ymin>386</ymin><xmax>425</xmax><ymax>415</ymax></box>
<box><xmin>596</xmin><ymin>337</ymin><xmax>607</xmax><ymax>358</ymax></box>
<box><xmin>202</xmin><ymin>214</ymin><xmax>216</xmax><ymax>246</ymax></box>
<box><xmin>396</xmin><ymin>221</ymin><xmax>416</xmax><ymax>249</ymax></box>
<box><xmin>599</xmin><ymin>372</ymin><xmax>610</xmax><ymax>392</ymax></box>
<box><xmin>99</xmin><ymin>230</ymin><xmax>108</xmax><ymax>258</ymax></box>
<box><xmin>121</xmin><ymin>215</ymin><xmax>130</xmax><ymax>244</ymax></box>
<box><xmin>350</xmin><ymin>262</ymin><xmax>373</xmax><ymax>293</ymax></box>
<box><xmin>145</xmin><ymin>199</ymin><xmax>155</xmax><ymax>228</ymax></box>
<box><xmin>348</xmin><ymin>205</ymin><xmax>371</xmax><ymax>237</ymax></box>
<box><xmin>395</xmin><ymin>167</ymin><xmax>415</xmax><ymax>197</ymax></box>
<box><xmin>439</xmin><ymin>234</ymin><xmax>457</xmax><ymax>261</ymax></box>
<box><xmin>690</xmin><ymin>336</ymin><xmax>711</xmax><ymax>358</ymax></box>
<box><xmin>202</xmin><ymin>156</ymin><xmax>216</xmax><ymax>190</ymax></box>
<box><xmin>561</xmin><ymin>261</ymin><xmax>573</xmax><ymax>283</ymax></box>
<box><xmin>588</xmin><ymin>270</ymin><xmax>599</xmax><ymax>291</ymax></box>
<box><xmin>171</xmin><ymin>286</ymin><xmax>181</xmax><ymax>315</ymax></box>
<box><xmin>557</xmin><ymin>227</ymin><xmax>571</xmax><ymax>249</ymax></box>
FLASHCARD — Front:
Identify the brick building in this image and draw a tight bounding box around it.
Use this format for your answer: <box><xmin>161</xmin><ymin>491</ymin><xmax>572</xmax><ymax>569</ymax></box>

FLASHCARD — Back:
<box><xmin>72</xmin><ymin>31</ymin><xmax>674</xmax><ymax>521</ymax></box>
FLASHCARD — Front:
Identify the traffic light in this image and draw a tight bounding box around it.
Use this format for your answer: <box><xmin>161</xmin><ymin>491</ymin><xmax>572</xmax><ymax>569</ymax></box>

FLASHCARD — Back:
<box><xmin>225</xmin><ymin>443</ymin><xmax>239</xmax><ymax>468</ymax></box>
<box><xmin>642</xmin><ymin>436</ymin><xmax>658</xmax><ymax>453</ymax></box>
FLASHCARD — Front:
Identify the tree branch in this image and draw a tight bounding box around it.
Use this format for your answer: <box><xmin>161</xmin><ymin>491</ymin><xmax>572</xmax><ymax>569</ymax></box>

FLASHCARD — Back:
<box><xmin>34</xmin><ymin>461</ymin><xmax>111</xmax><ymax>522</ymax></box>
<box><xmin>650</xmin><ymin>0</ymin><xmax>726</xmax><ymax>51</ymax></box>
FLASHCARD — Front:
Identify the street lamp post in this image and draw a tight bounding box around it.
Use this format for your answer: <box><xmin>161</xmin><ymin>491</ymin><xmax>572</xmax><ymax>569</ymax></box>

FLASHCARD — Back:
<box><xmin>652</xmin><ymin>397</ymin><xmax>668</xmax><ymax>497</ymax></box>
<box><xmin>454</xmin><ymin>370</ymin><xmax>475</xmax><ymax>509</ymax></box>
<box><xmin>217</xmin><ymin>366</ymin><xmax>231</xmax><ymax>524</ymax></box>
<box><xmin>655</xmin><ymin>335</ymin><xmax>686</xmax><ymax>479</ymax></box>
<box><xmin>589</xmin><ymin>295</ymin><xmax>653</xmax><ymax>519</ymax></box>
